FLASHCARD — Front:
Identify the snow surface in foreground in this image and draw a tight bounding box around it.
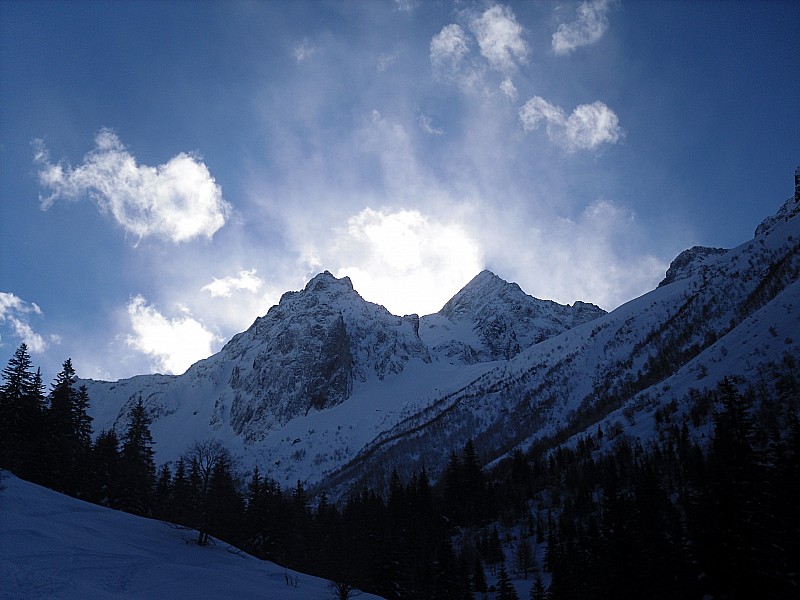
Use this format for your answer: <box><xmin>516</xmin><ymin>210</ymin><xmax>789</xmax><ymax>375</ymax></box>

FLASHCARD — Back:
<box><xmin>0</xmin><ymin>472</ymin><xmax>381</xmax><ymax>599</ymax></box>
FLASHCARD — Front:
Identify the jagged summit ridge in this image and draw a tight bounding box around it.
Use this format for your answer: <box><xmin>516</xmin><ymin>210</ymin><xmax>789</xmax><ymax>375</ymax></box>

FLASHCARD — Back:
<box><xmin>218</xmin><ymin>270</ymin><xmax>430</xmax><ymax>439</ymax></box>
<box><xmin>658</xmin><ymin>246</ymin><xmax>728</xmax><ymax>287</ymax></box>
<box><xmin>420</xmin><ymin>269</ymin><xmax>605</xmax><ymax>363</ymax></box>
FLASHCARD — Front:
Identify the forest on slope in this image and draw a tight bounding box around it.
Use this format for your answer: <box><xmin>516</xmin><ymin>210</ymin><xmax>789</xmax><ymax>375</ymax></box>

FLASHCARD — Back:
<box><xmin>2</xmin><ymin>343</ymin><xmax>798</xmax><ymax>598</ymax></box>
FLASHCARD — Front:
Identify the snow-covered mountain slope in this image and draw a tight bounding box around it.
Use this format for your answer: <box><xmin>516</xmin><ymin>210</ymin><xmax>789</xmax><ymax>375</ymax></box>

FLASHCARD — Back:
<box><xmin>83</xmin><ymin>269</ymin><xmax>601</xmax><ymax>490</ymax></box>
<box><xmin>84</xmin><ymin>189</ymin><xmax>799</xmax><ymax>501</ymax></box>
<box><xmin>319</xmin><ymin>193</ymin><xmax>800</xmax><ymax>495</ymax></box>
<box><xmin>0</xmin><ymin>471</ymin><xmax>381</xmax><ymax>599</ymax></box>
<box><xmin>419</xmin><ymin>270</ymin><xmax>605</xmax><ymax>363</ymax></box>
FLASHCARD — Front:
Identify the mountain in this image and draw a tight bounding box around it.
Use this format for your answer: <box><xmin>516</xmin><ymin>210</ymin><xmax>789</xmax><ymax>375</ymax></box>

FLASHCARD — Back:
<box><xmin>657</xmin><ymin>245</ymin><xmax>727</xmax><ymax>287</ymax></box>
<box><xmin>83</xmin><ymin>271</ymin><xmax>603</xmax><ymax>489</ymax></box>
<box><xmin>321</xmin><ymin>190</ymin><xmax>800</xmax><ymax>494</ymax></box>
<box><xmin>84</xmin><ymin>184</ymin><xmax>800</xmax><ymax>500</ymax></box>
<box><xmin>419</xmin><ymin>269</ymin><xmax>605</xmax><ymax>363</ymax></box>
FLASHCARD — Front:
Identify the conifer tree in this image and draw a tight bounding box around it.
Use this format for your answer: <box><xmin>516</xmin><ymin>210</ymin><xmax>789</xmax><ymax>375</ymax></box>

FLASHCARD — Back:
<box><xmin>472</xmin><ymin>557</ymin><xmax>487</xmax><ymax>595</ymax></box>
<box><xmin>0</xmin><ymin>344</ymin><xmax>44</xmax><ymax>474</ymax></box>
<box><xmin>71</xmin><ymin>385</ymin><xmax>94</xmax><ymax>495</ymax></box>
<box><xmin>496</xmin><ymin>563</ymin><xmax>519</xmax><ymax>600</ymax></box>
<box><xmin>153</xmin><ymin>463</ymin><xmax>173</xmax><ymax>519</ymax></box>
<box><xmin>205</xmin><ymin>456</ymin><xmax>243</xmax><ymax>543</ymax></box>
<box><xmin>46</xmin><ymin>359</ymin><xmax>79</xmax><ymax>492</ymax></box>
<box><xmin>119</xmin><ymin>398</ymin><xmax>156</xmax><ymax>515</ymax></box>
<box><xmin>169</xmin><ymin>457</ymin><xmax>192</xmax><ymax>525</ymax></box>
<box><xmin>530</xmin><ymin>573</ymin><xmax>547</xmax><ymax>600</ymax></box>
<box><xmin>90</xmin><ymin>429</ymin><xmax>122</xmax><ymax>507</ymax></box>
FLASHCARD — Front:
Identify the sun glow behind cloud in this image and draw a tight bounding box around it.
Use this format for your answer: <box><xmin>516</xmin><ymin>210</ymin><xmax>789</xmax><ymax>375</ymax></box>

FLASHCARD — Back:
<box><xmin>126</xmin><ymin>296</ymin><xmax>220</xmax><ymax>375</ymax></box>
<box><xmin>327</xmin><ymin>208</ymin><xmax>483</xmax><ymax>316</ymax></box>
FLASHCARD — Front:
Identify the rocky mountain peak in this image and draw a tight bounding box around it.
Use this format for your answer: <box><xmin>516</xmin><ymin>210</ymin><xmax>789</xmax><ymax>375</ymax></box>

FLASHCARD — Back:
<box><xmin>421</xmin><ymin>270</ymin><xmax>605</xmax><ymax>363</ymax></box>
<box><xmin>304</xmin><ymin>270</ymin><xmax>354</xmax><ymax>294</ymax></box>
<box><xmin>438</xmin><ymin>269</ymin><xmax>521</xmax><ymax>319</ymax></box>
<box><xmin>755</xmin><ymin>194</ymin><xmax>800</xmax><ymax>237</ymax></box>
<box><xmin>658</xmin><ymin>246</ymin><xmax>728</xmax><ymax>287</ymax></box>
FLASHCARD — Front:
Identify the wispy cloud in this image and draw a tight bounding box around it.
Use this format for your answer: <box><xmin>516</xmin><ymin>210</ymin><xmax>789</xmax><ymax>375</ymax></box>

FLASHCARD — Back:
<box><xmin>293</xmin><ymin>38</ymin><xmax>318</xmax><ymax>62</ymax></box>
<box><xmin>34</xmin><ymin>129</ymin><xmax>230</xmax><ymax>244</ymax></box>
<box><xmin>126</xmin><ymin>296</ymin><xmax>219</xmax><ymax>375</ymax></box>
<box><xmin>393</xmin><ymin>0</ymin><xmax>418</xmax><ymax>11</ymax></box>
<box><xmin>377</xmin><ymin>52</ymin><xmax>400</xmax><ymax>73</ymax></box>
<box><xmin>552</xmin><ymin>0</ymin><xmax>616</xmax><ymax>56</ymax></box>
<box><xmin>0</xmin><ymin>292</ymin><xmax>49</xmax><ymax>353</ymax></box>
<box><xmin>418</xmin><ymin>114</ymin><xmax>444</xmax><ymax>136</ymax></box>
<box><xmin>469</xmin><ymin>4</ymin><xmax>529</xmax><ymax>73</ymax></box>
<box><xmin>201</xmin><ymin>269</ymin><xmax>264</xmax><ymax>298</ymax></box>
<box><xmin>430</xmin><ymin>23</ymin><xmax>472</xmax><ymax>82</ymax></box>
<box><xmin>500</xmin><ymin>77</ymin><xmax>518</xmax><ymax>100</ymax></box>
<box><xmin>520</xmin><ymin>95</ymin><xmax>622</xmax><ymax>152</ymax></box>
<box><xmin>478</xmin><ymin>200</ymin><xmax>666</xmax><ymax>310</ymax></box>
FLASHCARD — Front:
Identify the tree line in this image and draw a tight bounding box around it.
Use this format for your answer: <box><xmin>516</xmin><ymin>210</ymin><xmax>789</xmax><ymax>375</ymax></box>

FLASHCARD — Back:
<box><xmin>2</xmin><ymin>342</ymin><xmax>798</xmax><ymax>599</ymax></box>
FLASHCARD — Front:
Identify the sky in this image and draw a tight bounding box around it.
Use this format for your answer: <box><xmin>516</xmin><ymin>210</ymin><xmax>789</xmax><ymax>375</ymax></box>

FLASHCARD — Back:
<box><xmin>1</xmin><ymin>0</ymin><xmax>798</xmax><ymax>383</ymax></box>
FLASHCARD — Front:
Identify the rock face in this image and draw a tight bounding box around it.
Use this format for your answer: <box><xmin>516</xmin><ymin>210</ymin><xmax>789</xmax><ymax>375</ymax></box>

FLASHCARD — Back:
<box><xmin>658</xmin><ymin>246</ymin><xmax>728</xmax><ymax>287</ymax></box>
<box><xmin>755</xmin><ymin>193</ymin><xmax>800</xmax><ymax>237</ymax></box>
<box><xmin>419</xmin><ymin>270</ymin><xmax>606</xmax><ymax>363</ymax></box>
<box><xmin>84</xmin><ymin>268</ymin><xmax>605</xmax><ymax>457</ymax></box>
<box><xmin>218</xmin><ymin>271</ymin><xmax>431</xmax><ymax>439</ymax></box>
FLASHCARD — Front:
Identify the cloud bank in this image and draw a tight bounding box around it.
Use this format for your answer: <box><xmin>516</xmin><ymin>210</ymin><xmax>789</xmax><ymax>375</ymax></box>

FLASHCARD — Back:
<box><xmin>519</xmin><ymin>96</ymin><xmax>622</xmax><ymax>151</ymax></box>
<box><xmin>552</xmin><ymin>0</ymin><xmax>615</xmax><ymax>55</ymax></box>
<box><xmin>34</xmin><ymin>129</ymin><xmax>230</xmax><ymax>244</ymax></box>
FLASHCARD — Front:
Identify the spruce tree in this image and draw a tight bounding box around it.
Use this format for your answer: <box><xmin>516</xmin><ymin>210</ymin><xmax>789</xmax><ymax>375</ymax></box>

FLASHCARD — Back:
<box><xmin>530</xmin><ymin>573</ymin><xmax>547</xmax><ymax>600</ymax></box>
<box><xmin>0</xmin><ymin>344</ymin><xmax>44</xmax><ymax>474</ymax></box>
<box><xmin>496</xmin><ymin>563</ymin><xmax>519</xmax><ymax>600</ymax></box>
<box><xmin>119</xmin><ymin>398</ymin><xmax>156</xmax><ymax>515</ymax></box>
<box><xmin>170</xmin><ymin>457</ymin><xmax>192</xmax><ymax>525</ymax></box>
<box><xmin>153</xmin><ymin>463</ymin><xmax>173</xmax><ymax>519</ymax></box>
<box><xmin>90</xmin><ymin>429</ymin><xmax>122</xmax><ymax>507</ymax></box>
<box><xmin>71</xmin><ymin>385</ymin><xmax>93</xmax><ymax>495</ymax></box>
<box><xmin>46</xmin><ymin>359</ymin><xmax>79</xmax><ymax>493</ymax></box>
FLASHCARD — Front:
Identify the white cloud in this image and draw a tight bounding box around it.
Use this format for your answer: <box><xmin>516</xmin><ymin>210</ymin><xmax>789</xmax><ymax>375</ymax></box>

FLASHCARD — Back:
<box><xmin>393</xmin><ymin>0</ymin><xmax>418</xmax><ymax>11</ymax></box>
<box><xmin>470</xmin><ymin>4</ymin><xmax>529</xmax><ymax>73</ymax></box>
<box><xmin>430</xmin><ymin>23</ymin><xmax>471</xmax><ymax>81</ymax></box>
<box><xmin>293</xmin><ymin>39</ymin><xmax>318</xmax><ymax>62</ymax></box>
<box><xmin>201</xmin><ymin>269</ymin><xmax>265</xmax><ymax>298</ymax></box>
<box><xmin>326</xmin><ymin>208</ymin><xmax>483</xmax><ymax>316</ymax></box>
<box><xmin>552</xmin><ymin>0</ymin><xmax>615</xmax><ymax>55</ymax></box>
<box><xmin>418</xmin><ymin>114</ymin><xmax>444</xmax><ymax>136</ymax></box>
<box><xmin>520</xmin><ymin>95</ymin><xmax>622</xmax><ymax>151</ymax></box>
<box><xmin>126</xmin><ymin>296</ymin><xmax>220</xmax><ymax>374</ymax></box>
<box><xmin>500</xmin><ymin>77</ymin><xmax>518</xmax><ymax>100</ymax></box>
<box><xmin>34</xmin><ymin>129</ymin><xmax>230</xmax><ymax>244</ymax></box>
<box><xmin>377</xmin><ymin>52</ymin><xmax>400</xmax><ymax>72</ymax></box>
<box><xmin>0</xmin><ymin>292</ymin><xmax>48</xmax><ymax>353</ymax></box>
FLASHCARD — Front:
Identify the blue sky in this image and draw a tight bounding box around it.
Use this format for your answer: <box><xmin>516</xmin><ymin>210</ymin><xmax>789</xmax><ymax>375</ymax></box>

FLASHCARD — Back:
<box><xmin>1</xmin><ymin>0</ymin><xmax>798</xmax><ymax>383</ymax></box>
